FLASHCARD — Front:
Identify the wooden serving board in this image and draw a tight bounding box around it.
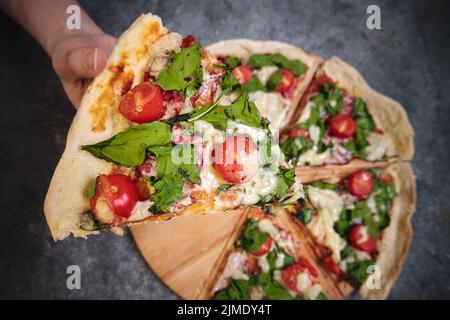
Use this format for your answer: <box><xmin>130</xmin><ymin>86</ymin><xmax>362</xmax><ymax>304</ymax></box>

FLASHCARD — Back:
<box><xmin>131</xmin><ymin>211</ymin><xmax>245</xmax><ymax>299</ymax></box>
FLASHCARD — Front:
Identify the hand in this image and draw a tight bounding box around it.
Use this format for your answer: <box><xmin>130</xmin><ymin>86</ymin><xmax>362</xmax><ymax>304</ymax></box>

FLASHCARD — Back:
<box><xmin>51</xmin><ymin>32</ymin><xmax>117</xmax><ymax>108</ymax></box>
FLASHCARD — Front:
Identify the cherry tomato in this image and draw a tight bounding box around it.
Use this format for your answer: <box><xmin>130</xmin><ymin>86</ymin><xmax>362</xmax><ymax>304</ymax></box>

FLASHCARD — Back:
<box><xmin>246</xmin><ymin>255</ymin><xmax>261</xmax><ymax>275</ymax></box>
<box><xmin>348</xmin><ymin>170</ymin><xmax>375</xmax><ymax>199</ymax></box>
<box><xmin>289</xmin><ymin>127</ymin><xmax>309</xmax><ymax>139</ymax></box>
<box><xmin>118</xmin><ymin>82</ymin><xmax>164</xmax><ymax>123</ymax></box>
<box><xmin>323</xmin><ymin>256</ymin><xmax>341</xmax><ymax>275</ymax></box>
<box><xmin>181</xmin><ymin>35</ymin><xmax>197</xmax><ymax>48</ymax></box>
<box><xmin>231</xmin><ymin>65</ymin><xmax>253</xmax><ymax>85</ymax></box>
<box><xmin>349</xmin><ymin>224</ymin><xmax>377</xmax><ymax>253</ymax></box>
<box><xmin>212</xmin><ymin>135</ymin><xmax>259</xmax><ymax>184</ymax></box>
<box><xmin>90</xmin><ymin>174</ymin><xmax>139</xmax><ymax>220</ymax></box>
<box><xmin>277</xmin><ymin>69</ymin><xmax>296</xmax><ymax>93</ymax></box>
<box><xmin>253</xmin><ymin>237</ymin><xmax>272</xmax><ymax>256</ymax></box>
<box><xmin>329</xmin><ymin>114</ymin><xmax>357</xmax><ymax>139</ymax></box>
<box><xmin>282</xmin><ymin>258</ymin><xmax>318</xmax><ymax>292</ymax></box>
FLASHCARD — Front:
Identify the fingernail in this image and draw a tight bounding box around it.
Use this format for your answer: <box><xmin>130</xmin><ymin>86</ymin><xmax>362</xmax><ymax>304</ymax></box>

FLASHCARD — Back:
<box><xmin>86</xmin><ymin>48</ymin><xmax>98</xmax><ymax>71</ymax></box>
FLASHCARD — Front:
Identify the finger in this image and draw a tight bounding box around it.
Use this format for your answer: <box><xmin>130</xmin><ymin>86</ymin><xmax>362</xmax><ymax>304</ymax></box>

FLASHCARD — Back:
<box><xmin>65</xmin><ymin>47</ymin><xmax>108</xmax><ymax>80</ymax></box>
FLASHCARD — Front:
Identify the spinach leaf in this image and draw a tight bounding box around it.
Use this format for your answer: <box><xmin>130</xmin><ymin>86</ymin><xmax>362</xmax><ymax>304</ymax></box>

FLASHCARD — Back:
<box><xmin>150</xmin><ymin>175</ymin><xmax>184</xmax><ymax>212</ymax></box>
<box><xmin>225</xmin><ymin>92</ymin><xmax>262</xmax><ymax>128</ymax></box>
<box><xmin>148</xmin><ymin>144</ymin><xmax>200</xmax><ymax>184</ymax></box>
<box><xmin>266</xmin><ymin>69</ymin><xmax>282</xmax><ymax>91</ymax></box>
<box><xmin>189</xmin><ymin>105</ymin><xmax>229</xmax><ymax>130</ymax></box>
<box><xmin>272</xmin><ymin>54</ymin><xmax>306</xmax><ymax>77</ymax></box>
<box><xmin>216</xmin><ymin>184</ymin><xmax>234</xmax><ymax>192</ymax></box>
<box><xmin>213</xmin><ymin>279</ymin><xmax>253</xmax><ymax>300</ymax></box>
<box><xmin>341</xmin><ymin>246</ymin><xmax>375</xmax><ymax>288</ymax></box>
<box><xmin>220</xmin><ymin>72</ymin><xmax>240</xmax><ymax>93</ymax></box>
<box><xmin>86</xmin><ymin>179</ymin><xmax>97</xmax><ymax>199</ymax></box>
<box><xmin>280</xmin><ymin>135</ymin><xmax>314</xmax><ymax>161</ymax></box>
<box><xmin>248</xmin><ymin>54</ymin><xmax>275</xmax><ymax>69</ymax></box>
<box><xmin>343</xmin><ymin>98</ymin><xmax>375</xmax><ymax>158</ymax></box>
<box><xmin>237</xmin><ymin>219</ymin><xmax>270</xmax><ymax>253</ymax></box>
<box><xmin>243</xmin><ymin>76</ymin><xmax>265</xmax><ymax>93</ymax></box>
<box><xmin>274</xmin><ymin>167</ymin><xmax>296</xmax><ymax>200</ymax></box>
<box><xmin>81</xmin><ymin>122</ymin><xmax>171</xmax><ymax>167</ymax></box>
<box><xmin>257</xmin><ymin>272</ymin><xmax>298</xmax><ymax>300</ymax></box>
<box><xmin>309</xmin><ymin>181</ymin><xmax>337</xmax><ymax>191</ymax></box>
<box><xmin>155</xmin><ymin>44</ymin><xmax>203</xmax><ymax>98</ymax></box>
<box><xmin>224</xmin><ymin>56</ymin><xmax>241</xmax><ymax>69</ymax></box>
<box><xmin>295</xmin><ymin>199</ymin><xmax>313</xmax><ymax>225</ymax></box>
<box><xmin>267</xmin><ymin>245</ymin><xmax>295</xmax><ymax>271</ymax></box>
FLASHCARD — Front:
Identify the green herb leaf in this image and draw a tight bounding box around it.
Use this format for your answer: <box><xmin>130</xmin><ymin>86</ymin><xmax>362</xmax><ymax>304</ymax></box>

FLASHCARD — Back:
<box><xmin>81</xmin><ymin>122</ymin><xmax>171</xmax><ymax>167</ymax></box>
<box><xmin>280</xmin><ymin>135</ymin><xmax>314</xmax><ymax>162</ymax></box>
<box><xmin>155</xmin><ymin>44</ymin><xmax>203</xmax><ymax>98</ymax></box>
<box><xmin>151</xmin><ymin>175</ymin><xmax>184</xmax><ymax>212</ymax></box>
<box><xmin>257</xmin><ymin>272</ymin><xmax>298</xmax><ymax>300</ymax></box>
<box><xmin>272</xmin><ymin>54</ymin><xmax>306</xmax><ymax>77</ymax></box>
<box><xmin>243</xmin><ymin>75</ymin><xmax>265</xmax><ymax>93</ymax></box>
<box><xmin>220</xmin><ymin>72</ymin><xmax>240</xmax><ymax>93</ymax></box>
<box><xmin>309</xmin><ymin>181</ymin><xmax>337</xmax><ymax>191</ymax></box>
<box><xmin>225</xmin><ymin>92</ymin><xmax>262</xmax><ymax>128</ymax></box>
<box><xmin>224</xmin><ymin>57</ymin><xmax>241</xmax><ymax>69</ymax></box>
<box><xmin>266</xmin><ymin>69</ymin><xmax>282</xmax><ymax>91</ymax></box>
<box><xmin>213</xmin><ymin>279</ymin><xmax>252</xmax><ymax>300</ymax></box>
<box><xmin>217</xmin><ymin>184</ymin><xmax>234</xmax><ymax>192</ymax></box>
<box><xmin>86</xmin><ymin>179</ymin><xmax>97</xmax><ymax>199</ymax></box>
<box><xmin>274</xmin><ymin>168</ymin><xmax>296</xmax><ymax>200</ymax></box>
<box><xmin>248</xmin><ymin>54</ymin><xmax>275</xmax><ymax>69</ymax></box>
<box><xmin>237</xmin><ymin>219</ymin><xmax>270</xmax><ymax>253</ymax></box>
<box><xmin>267</xmin><ymin>245</ymin><xmax>295</xmax><ymax>271</ymax></box>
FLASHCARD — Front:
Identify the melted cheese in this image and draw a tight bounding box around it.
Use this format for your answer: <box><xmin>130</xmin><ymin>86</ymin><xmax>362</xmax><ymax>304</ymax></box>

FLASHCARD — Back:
<box><xmin>249</xmin><ymin>91</ymin><xmax>289</xmax><ymax>130</ymax></box>
<box><xmin>258</xmin><ymin>219</ymin><xmax>296</xmax><ymax>254</ymax></box>
<box><xmin>297</xmin><ymin>101</ymin><xmax>313</xmax><ymax>124</ymax></box>
<box><xmin>299</xmin><ymin>147</ymin><xmax>331</xmax><ymax>166</ymax></box>
<box><xmin>307</xmin><ymin>187</ymin><xmax>346</xmax><ymax>261</ymax></box>
<box><xmin>309</xmin><ymin>125</ymin><xmax>321</xmax><ymax>145</ymax></box>
<box><xmin>255</xmin><ymin>66</ymin><xmax>279</xmax><ymax>85</ymax></box>
<box><xmin>258</xmin><ymin>255</ymin><xmax>270</xmax><ymax>273</ymax></box>
<box><xmin>213</xmin><ymin>250</ymin><xmax>249</xmax><ymax>293</ymax></box>
<box><xmin>241</xmin><ymin>168</ymin><xmax>278</xmax><ymax>205</ymax></box>
<box><xmin>365</xmin><ymin>132</ymin><xmax>388</xmax><ymax>161</ymax></box>
<box><xmin>128</xmin><ymin>200</ymin><xmax>153</xmax><ymax>222</ymax></box>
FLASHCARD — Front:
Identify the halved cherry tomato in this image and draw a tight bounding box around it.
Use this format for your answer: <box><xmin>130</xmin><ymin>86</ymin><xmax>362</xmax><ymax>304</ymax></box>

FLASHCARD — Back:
<box><xmin>348</xmin><ymin>170</ymin><xmax>375</xmax><ymax>198</ymax></box>
<box><xmin>90</xmin><ymin>174</ymin><xmax>139</xmax><ymax>221</ymax></box>
<box><xmin>277</xmin><ymin>69</ymin><xmax>296</xmax><ymax>93</ymax></box>
<box><xmin>289</xmin><ymin>127</ymin><xmax>309</xmax><ymax>139</ymax></box>
<box><xmin>329</xmin><ymin>114</ymin><xmax>357</xmax><ymax>139</ymax></box>
<box><xmin>282</xmin><ymin>258</ymin><xmax>318</xmax><ymax>292</ymax></box>
<box><xmin>349</xmin><ymin>224</ymin><xmax>377</xmax><ymax>253</ymax></box>
<box><xmin>253</xmin><ymin>237</ymin><xmax>272</xmax><ymax>256</ymax></box>
<box><xmin>118</xmin><ymin>82</ymin><xmax>164</xmax><ymax>123</ymax></box>
<box><xmin>212</xmin><ymin>135</ymin><xmax>259</xmax><ymax>184</ymax></box>
<box><xmin>246</xmin><ymin>255</ymin><xmax>260</xmax><ymax>274</ymax></box>
<box><xmin>181</xmin><ymin>35</ymin><xmax>197</xmax><ymax>48</ymax></box>
<box><xmin>323</xmin><ymin>256</ymin><xmax>341</xmax><ymax>275</ymax></box>
<box><xmin>231</xmin><ymin>65</ymin><xmax>253</xmax><ymax>85</ymax></box>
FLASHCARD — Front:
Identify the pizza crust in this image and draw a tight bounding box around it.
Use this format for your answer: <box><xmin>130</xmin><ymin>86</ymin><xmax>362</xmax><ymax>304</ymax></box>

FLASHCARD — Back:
<box><xmin>360</xmin><ymin>162</ymin><xmax>416</xmax><ymax>299</ymax></box>
<box><xmin>206</xmin><ymin>39</ymin><xmax>323</xmax><ymax>130</ymax></box>
<box><xmin>44</xmin><ymin>13</ymin><xmax>182</xmax><ymax>240</ymax></box>
<box><xmin>319</xmin><ymin>56</ymin><xmax>414</xmax><ymax>161</ymax></box>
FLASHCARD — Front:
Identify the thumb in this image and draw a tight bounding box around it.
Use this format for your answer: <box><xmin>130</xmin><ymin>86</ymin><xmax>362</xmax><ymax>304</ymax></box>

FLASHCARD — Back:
<box><xmin>56</xmin><ymin>47</ymin><xmax>108</xmax><ymax>80</ymax></box>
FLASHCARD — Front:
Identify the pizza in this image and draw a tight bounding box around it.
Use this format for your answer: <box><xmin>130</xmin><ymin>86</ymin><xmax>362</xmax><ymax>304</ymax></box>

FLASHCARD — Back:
<box><xmin>44</xmin><ymin>13</ymin><xmax>416</xmax><ymax>300</ymax></box>
<box><xmin>44</xmin><ymin>15</ymin><xmax>313</xmax><ymax>240</ymax></box>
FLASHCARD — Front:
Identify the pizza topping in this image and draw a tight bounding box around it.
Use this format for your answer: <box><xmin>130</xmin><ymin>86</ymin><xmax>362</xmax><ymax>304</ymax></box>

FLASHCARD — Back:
<box><xmin>181</xmin><ymin>34</ymin><xmax>197</xmax><ymax>48</ymax></box>
<box><xmin>276</xmin><ymin>69</ymin><xmax>296</xmax><ymax>94</ymax></box>
<box><xmin>329</xmin><ymin>114</ymin><xmax>357</xmax><ymax>139</ymax></box>
<box><xmin>349</xmin><ymin>224</ymin><xmax>377</xmax><ymax>253</ymax></box>
<box><xmin>90</xmin><ymin>174</ymin><xmax>140</xmax><ymax>223</ymax></box>
<box><xmin>252</xmin><ymin>236</ymin><xmax>272</xmax><ymax>257</ymax></box>
<box><xmin>231</xmin><ymin>65</ymin><xmax>253</xmax><ymax>85</ymax></box>
<box><xmin>212</xmin><ymin>135</ymin><xmax>259</xmax><ymax>184</ymax></box>
<box><xmin>282</xmin><ymin>258</ymin><xmax>321</xmax><ymax>299</ymax></box>
<box><xmin>118</xmin><ymin>82</ymin><xmax>165</xmax><ymax>123</ymax></box>
<box><xmin>348</xmin><ymin>170</ymin><xmax>375</xmax><ymax>199</ymax></box>
<box><xmin>248</xmin><ymin>91</ymin><xmax>289</xmax><ymax>130</ymax></box>
<box><xmin>323</xmin><ymin>256</ymin><xmax>341</xmax><ymax>275</ymax></box>
<box><xmin>289</xmin><ymin>127</ymin><xmax>309</xmax><ymax>139</ymax></box>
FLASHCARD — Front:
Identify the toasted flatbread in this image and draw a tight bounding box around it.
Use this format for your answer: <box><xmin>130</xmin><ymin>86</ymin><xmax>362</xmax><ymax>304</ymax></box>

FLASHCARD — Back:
<box><xmin>200</xmin><ymin>206</ymin><xmax>353</xmax><ymax>300</ymax></box>
<box><xmin>207</xmin><ymin>39</ymin><xmax>322</xmax><ymax>131</ymax></box>
<box><xmin>287</xmin><ymin>162</ymin><xmax>416</xmax><ymax>299</ymax></box>
<box><xmin>44</xmin><ymin>14</ymin><xmax>182</xmax><ymax>240</ymax></box>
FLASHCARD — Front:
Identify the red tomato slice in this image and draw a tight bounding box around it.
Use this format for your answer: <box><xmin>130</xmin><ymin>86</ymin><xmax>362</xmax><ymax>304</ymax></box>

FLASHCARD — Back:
<box><xmin>323</xmin><ymin>256</ymin><xmax>341</xmax><ymax>275</ymax></box>
<box><xmin>347</xmin><ymin>170</ymin><xmax>375</xmax><ymax>198</ymax></box>
<box><xmin>212</xmin><ymin>135</ymin><xmax>259</xmax><ymax>184</ymax></box>
<box><xmin>181</xmin><ymin>35</ymin><xmax>197</xmax><ymax>48</ymax></box>
<box><xmin>277</xmin><ymin>69</ymin><xmax>296</xmax><ymax>93</ymax></box>
<box><xmin>231</xmin><ymin>65</ymin><xmax>253</xmax><ymax>85</ymax></box>
<box><xmin>253</xmin><ymin>236</ymin><xmax>272</xmax><ymax>256</ymax></box>
<box><xmin>118</xmin><ymin>82</ymin><xmax>164</xmax><ymax>123</ymax></box>
<box><xmin>349</xmin><ymin>224</ymin><xmax>377</xmax><ymax>253</ymax></box>
<box><xmin>289</xmin><ymin>127</ymin><xmax>309</xmax><ymax>139</ymax></box>
<box><xmin>329</xmin><ymin>114</ymin><xmax>357</xmax><ymax>139</ymax></box>
<box><xmin>90</xmin><ymin>174</ymin><xmax>139</xmax><ymax>221</ymax></box>
<box><xmin>282</xmin><ymin>258</ymin><xmax>318</xmax><ymax>293</ymax></box>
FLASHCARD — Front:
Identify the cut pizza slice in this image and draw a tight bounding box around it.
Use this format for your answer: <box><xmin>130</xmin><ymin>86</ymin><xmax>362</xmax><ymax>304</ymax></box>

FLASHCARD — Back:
<box><xmin>289</xmin><ymin>162</ymin><xmax>416</xmax><ymax>299</ymax></box>
<box><xmin>44</xmin><ymin>15</ymin><xmax>307</xmax><ymax>240</ymax></box>
<box><xmin>207</xmin><ymin>40</ymin><xmax>322</xmax><ymax>131</ymax></box>
<box><xmin>281</xmin><ymin>57</ymin><xmax>414</xmax><ymax>168</ymax></box>
<box><xmin>200</xmin><ymin>206</ymin><xmax>353</xmax><ymax>300</ymax></box>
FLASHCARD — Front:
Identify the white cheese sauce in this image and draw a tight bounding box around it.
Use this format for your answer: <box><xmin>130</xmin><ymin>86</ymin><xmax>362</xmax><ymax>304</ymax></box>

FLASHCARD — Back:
<box><xmin>249</xmin><ymin>91</ymin><xmax>290</xmax><ymax>131</ymax></box>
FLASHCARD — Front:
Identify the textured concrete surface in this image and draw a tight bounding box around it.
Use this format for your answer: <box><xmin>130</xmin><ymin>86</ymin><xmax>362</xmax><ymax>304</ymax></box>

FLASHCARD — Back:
<box><xmin>0</xmin><ymin>0</ymin><xmax>449</xmax><ymax>299</ymax></box>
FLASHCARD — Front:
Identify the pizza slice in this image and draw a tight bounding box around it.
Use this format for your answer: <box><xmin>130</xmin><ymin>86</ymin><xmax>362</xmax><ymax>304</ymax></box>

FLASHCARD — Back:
<box><xmin>289</xmin><ymin>163</ymin><xmax>416</xmax><ymax>299</ymax></box>
<box><xmin>207</xmin><ymin>40</ymin><xmax>322</xmax><ymax>131</ymax></box>
<box><xmin>44</xmin><ymin>15</ymin><xmax>305</xmax><ymax>240</ymax></box>
<box><xmin>200</xmin><ymin>206</ymin><xmax>352</xmax><ymax>300</ymax></box>
<box><xmin>281</xmin><ymin>57</ymin><xmax>414</xmax><ymax>168</ymax></box>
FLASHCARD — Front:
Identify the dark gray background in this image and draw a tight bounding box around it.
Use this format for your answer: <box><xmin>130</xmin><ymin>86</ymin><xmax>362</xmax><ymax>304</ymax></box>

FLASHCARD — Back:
<box><xmin>0</xmin><ymin>0</ymin><xmax>449</xmax><ymax>299</ymax></box>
